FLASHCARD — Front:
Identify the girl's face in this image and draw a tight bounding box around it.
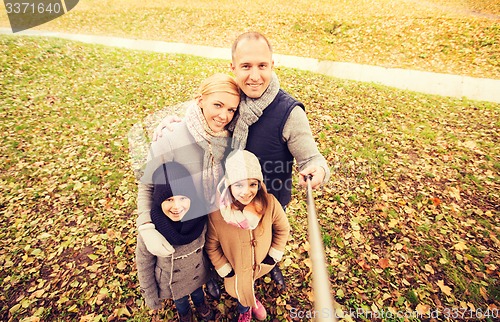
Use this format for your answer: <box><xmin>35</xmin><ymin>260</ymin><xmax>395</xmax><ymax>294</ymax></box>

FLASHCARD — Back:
<box><xmin>230</xmin><ymin>179</ymin><xmax>260</xmax><ymax>205</ymax></box>
<box><xmin>161</xmin><ymin>196</ymin><xmax>191</xmax><ymax>221</ymax></box>
<box><xmin>198</xmin><ymin>92</ymin><xmax>239</xmax><ymax>132</ymax></box>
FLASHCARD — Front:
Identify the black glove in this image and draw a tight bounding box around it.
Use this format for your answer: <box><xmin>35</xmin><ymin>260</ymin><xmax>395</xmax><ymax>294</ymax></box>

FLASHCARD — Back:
<box><xmin>225</xmin><ymin>269</ymin><xmax>235</xmax><ymax>278</ymax></box>
<box><xmin>263</xmin><ymin>254</ymin><xmax>276</xmax><ymax>265</ymax></box>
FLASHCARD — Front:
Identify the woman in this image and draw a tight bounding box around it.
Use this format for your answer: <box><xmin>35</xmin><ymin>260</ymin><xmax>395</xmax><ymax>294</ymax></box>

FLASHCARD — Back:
<box><xmin>135</xmin><ymin>74</ymin><xmax>239</xmax><ymax>320</ymax></box>
<box><xmin>137</xmin><ymin>73</ymin><xmax>240</xmax><ymax>256</ymax></box>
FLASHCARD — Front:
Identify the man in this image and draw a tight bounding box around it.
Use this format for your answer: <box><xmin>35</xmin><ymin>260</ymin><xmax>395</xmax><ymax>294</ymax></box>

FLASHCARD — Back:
<box><xmin>226</xmin><ymin>31</ymin><xmax>330</xmax><ymax>289</ymax></box>
<box><xmin>149</xmin><ymin>32</ymin><xmax>330</xmax><ymax>291</ymax></box>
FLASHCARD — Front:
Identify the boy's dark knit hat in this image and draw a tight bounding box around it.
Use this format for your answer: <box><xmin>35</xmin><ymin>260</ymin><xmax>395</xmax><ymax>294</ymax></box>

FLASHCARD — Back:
<box><xmin>152</xmin><ymin>162</ymin><xmax>198</xmax><ymax>206</ymax></box>
<box><xmin>151</xmin><ymin>162</ymin><xmax>207</xmax><ymax>245</ymax></box>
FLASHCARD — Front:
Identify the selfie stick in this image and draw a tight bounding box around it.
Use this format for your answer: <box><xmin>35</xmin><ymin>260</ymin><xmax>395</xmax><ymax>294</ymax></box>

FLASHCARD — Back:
<box><xmin>306</xmin><ymin>175</ymin><xmax>337</xmax><ymax>321</ymax></box>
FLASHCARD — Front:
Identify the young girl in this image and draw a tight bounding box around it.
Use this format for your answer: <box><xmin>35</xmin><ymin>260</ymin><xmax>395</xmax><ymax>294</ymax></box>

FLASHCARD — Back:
<box><xmin>205</xmin><ymin>150</ymin><xmax>290</xmax><ymax>321</ymax></box>
<box><xmin>135</xmin><ymin>162</ymin><xmax>214</xmax><ymax>322</ymax></box>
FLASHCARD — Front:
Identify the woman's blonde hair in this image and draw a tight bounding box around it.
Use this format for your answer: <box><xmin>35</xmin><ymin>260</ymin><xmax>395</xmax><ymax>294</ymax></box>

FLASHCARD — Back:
<box><xmin>194</xmin><ymin>73</ymin><xmax>240</xmax><ymax>100</ymax></box>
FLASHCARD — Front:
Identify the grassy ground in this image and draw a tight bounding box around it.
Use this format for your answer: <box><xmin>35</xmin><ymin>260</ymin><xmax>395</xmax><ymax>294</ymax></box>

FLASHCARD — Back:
<box><xmin>1</xmin><ymin>34</ymin><xmax>499</xmax><ymax>321</ymax></box>
<box><xmin>1</xmin><ymin>1</ymin><xmax>499</xmax><ymax>321</ymax></box>
<box><xmin>0</xmin><ymin>0</ymin><xmax>499</xmax><ymax>79</ymax></box>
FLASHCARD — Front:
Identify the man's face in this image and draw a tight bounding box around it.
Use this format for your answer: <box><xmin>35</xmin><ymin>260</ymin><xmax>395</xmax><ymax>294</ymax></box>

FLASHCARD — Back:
<box><xmin>231</xmin><ymin>38</ymin><xmax>274</xmax><ymax>99</ymax></box>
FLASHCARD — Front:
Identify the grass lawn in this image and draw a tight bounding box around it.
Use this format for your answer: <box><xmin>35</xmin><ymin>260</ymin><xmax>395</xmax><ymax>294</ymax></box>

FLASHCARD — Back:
<box><xmin>1</xmin><ymin>1</ymin><xmax>499</xmax><ymax>321</ymax></box>
<box><xmin>0</xmin><ymin>0</ymin><xmax>499</xmax><ymax>79</ymax></box>
<box><xmin>1</xmin><ymin>34</ymin><xmax>499</xmax><ymax>322</ymax></box>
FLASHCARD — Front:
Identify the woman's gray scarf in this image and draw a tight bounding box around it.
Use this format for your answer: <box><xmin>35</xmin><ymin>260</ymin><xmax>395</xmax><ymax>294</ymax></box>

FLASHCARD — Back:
<box><xmin>230</xmin><ymin>72</ymin><xmax>280</xmax><ymax>149</ymax></box>
<box><xmin>185</xmin><ymin>102</ymin><xmax>231</xmax><ymax>207</ymax></box>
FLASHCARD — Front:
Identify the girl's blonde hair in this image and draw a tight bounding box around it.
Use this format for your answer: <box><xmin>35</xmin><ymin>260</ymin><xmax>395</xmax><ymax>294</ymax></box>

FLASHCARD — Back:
<box><xmin>194</xmin><ymin>73</ymin><xmax>240</xmax><ymax>100</ymax></box>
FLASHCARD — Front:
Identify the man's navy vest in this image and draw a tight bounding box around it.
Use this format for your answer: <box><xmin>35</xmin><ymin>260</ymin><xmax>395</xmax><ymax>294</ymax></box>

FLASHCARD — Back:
<box><xmin>245</xmin><ymin>89</ymin><xmax>304</xmax><ymax>206</ymax></box>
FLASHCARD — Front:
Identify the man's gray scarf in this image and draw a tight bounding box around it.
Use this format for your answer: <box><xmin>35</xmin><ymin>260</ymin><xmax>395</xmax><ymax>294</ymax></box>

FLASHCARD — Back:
<box><xmin>230</xmin><ymin>72</ymin><xmax>280</xmax><ymax>149</ymax></box>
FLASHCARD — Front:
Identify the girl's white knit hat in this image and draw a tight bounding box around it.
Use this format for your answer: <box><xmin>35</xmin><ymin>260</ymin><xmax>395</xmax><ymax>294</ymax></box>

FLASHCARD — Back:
<box><xmin>224</xmin><ymin>149</ymin><xmax>263</xmax><ymax>185</ymax></box>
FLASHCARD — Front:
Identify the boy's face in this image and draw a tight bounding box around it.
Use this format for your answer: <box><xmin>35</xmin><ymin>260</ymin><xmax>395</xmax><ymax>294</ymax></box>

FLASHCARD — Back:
<box><xmin>161</xmin><ymin>196</ymin><xmax>191</xmax><ymax>221</ymax></box>
<box><xmin>231</xmin><ymin>38</ymin><xmax>274</xmax><ymax>99</ymax></box>
<box><xmin>230</xmin><ymin>179</ymin><xmax>260</xmax><ymax>205</ymax></box>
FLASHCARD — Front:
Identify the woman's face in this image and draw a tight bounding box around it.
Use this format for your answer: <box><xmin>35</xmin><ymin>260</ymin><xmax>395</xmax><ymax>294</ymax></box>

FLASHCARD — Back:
<box><xmin>230</xmin><ymin>179</ymin><xmax>260</xmax><ymax>205</ymax></box>
<box><xmin>198</xmin><ymin>92</ymin><xmax>239</xmax><ymax>132</ymax></box>
<box><xmin>161</xmin><ymin>196</ymin><xmax>191</xmax><ymax>221</ymax></box>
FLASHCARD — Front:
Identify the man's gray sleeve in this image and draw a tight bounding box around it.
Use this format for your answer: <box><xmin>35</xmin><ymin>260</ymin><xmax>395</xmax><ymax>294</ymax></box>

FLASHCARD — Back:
<box><xmin>282</xmin><ymin>106</ymin><xmax>331</xmax><ymax>184</ymax></box>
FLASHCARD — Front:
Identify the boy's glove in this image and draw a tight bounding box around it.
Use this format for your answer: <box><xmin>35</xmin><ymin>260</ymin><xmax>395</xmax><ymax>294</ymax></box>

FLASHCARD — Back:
<box><xmin>138</xmin><ymin>223</ymin><xmax>175</xmax><ymax>257</ymax></box>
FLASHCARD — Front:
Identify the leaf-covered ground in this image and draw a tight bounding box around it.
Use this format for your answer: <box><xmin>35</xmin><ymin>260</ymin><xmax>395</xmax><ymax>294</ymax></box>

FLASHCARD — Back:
<box><xmin>0</xmin><ymin>0</ymin><xmax>499</xmax><ymax>79</ymax></box>
<box><xmin>1</xmin><ymin>33</ymin><xmax>499</xmax><ymax>321</ymax></box>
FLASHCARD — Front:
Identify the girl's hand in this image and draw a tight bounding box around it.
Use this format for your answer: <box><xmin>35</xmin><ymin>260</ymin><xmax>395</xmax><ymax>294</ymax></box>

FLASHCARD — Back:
<box><xmin>262</xmin><ymin>254</ymin><xmax>276</xmax><ymax>265</ymax></box>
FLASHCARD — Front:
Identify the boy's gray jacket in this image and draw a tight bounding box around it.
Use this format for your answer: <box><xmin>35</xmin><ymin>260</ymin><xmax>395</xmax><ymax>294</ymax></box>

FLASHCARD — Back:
<box><xmin>135</xmin><ymin>226</ymin><xmax>209</xmax><ymax>309</ymax></box>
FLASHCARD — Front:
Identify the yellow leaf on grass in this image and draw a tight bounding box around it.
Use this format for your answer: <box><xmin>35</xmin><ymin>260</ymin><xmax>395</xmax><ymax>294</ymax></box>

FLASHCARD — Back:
<box><xmin>480</xmin><ymin>287</ymin><xmax>488</xmax><ymax>301</ymax></box>
<box><xmin>9</xmin><ymin>304</ymin><xmax>21</xmax><ymax>315</ymax></box>
<box><xmin>19</xmin><ymin>317</ymin><xmax>39</xmax><ymax>322</ymax></box>
<box><xmin>113</xmin><ymin>306</ymin><xmax>131</xmax><ymax>318</ymax></box>
<box><xmin>453</xmin><ymin>241</ymin><xmax>468</xmax><ymax>251</ymax></box>
<box><xmin>448</xmin><ymin>187</ymin><xmax>461</xmax><ymax>201</ymax></box>
<box><xmin>38</xmin><ymin>232</ymin><xmax>52</xmax><ymax>239</ymax></box>
<box><xmin>29</xmin><ymin>289</ymin><xmax>45</xmax><ymax>299</ymax></box>
<box><xmin>73</xmin><ymin>181</ymin><xmax>83</xmax><ymax>191</ymax></box>
<box><xmin>87</xmin><ymin>254</ymin><xmax>98</xmax><ymax>261</ymax></box>
<box><xmin>79</xmin><ymin>314</ymin><xmax>95</xmax><ymax>322</ymax></box>
<box><xmin>437</xmin><ymin>280</ymin><xmax>452</xmax><ymax>296</ymax></box>
<box><xmin>424</xmin><ymin>264</ymin><xmax>435</xmax><ymax>274</ymax></box>
<box><xmin>116</xmin><ymin>261</ymin><xmax>127</xmax><ymax>271</ymax></box>
<box><xmin>303</xmin><ymin>258</ymin><xmax>313</xmax><ymax>279</ymax></box>
<box><xmin>350</xmin><ymin>220</ymin><xmax>360</xmax><ymax>231</ymax></box>
<box><xmin>462</xmin><ymin>140</ymin><xmax>477</xmax><ymax>150</ymax></box>
<box><xmin>416</xmin><ymin>303</ymin><xmax>430</xmax><ymax>315</ymax></box>
<box><xmin>388</xmin><ymin>218</ymin><xmax>399</xmax><ymax>228</ymax></box>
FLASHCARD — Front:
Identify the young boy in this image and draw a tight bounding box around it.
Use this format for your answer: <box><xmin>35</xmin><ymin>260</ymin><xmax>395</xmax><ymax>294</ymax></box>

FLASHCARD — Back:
<box><xmin>135</xmin><ymin>162</ymin><xmax>214</xmax><ymax>322</ymax></box>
